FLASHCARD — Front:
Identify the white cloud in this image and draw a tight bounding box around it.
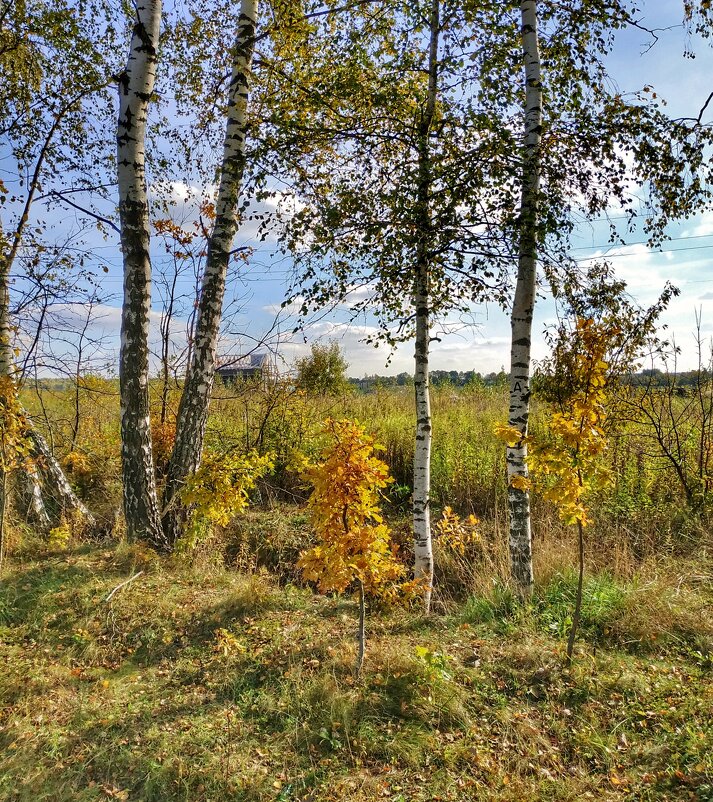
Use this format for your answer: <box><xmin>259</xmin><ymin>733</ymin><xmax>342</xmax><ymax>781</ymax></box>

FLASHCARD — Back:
<box><xmin>690</xmin><ymin>215</ymin><xmax>713</xmax><ymax>238</ymax></box>
<box><xmin>262</xmin><ymin>296</ymin><xmax>305</xmax><ymax>316</ymax></box>
<box><xmin>265</xmin><ymin>317</ymin><xmax>524</xmax><ymax>377</ymax></box>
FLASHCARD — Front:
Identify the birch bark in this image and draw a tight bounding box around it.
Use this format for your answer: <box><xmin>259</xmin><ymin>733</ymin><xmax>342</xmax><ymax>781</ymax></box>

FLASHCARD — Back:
<box><xmin>117</xmin><ymin>0</ymin><xmax>164</xmax><ymax>546</ymax></box>
<box><xmin>162</xmin><ymin>0</ymin><xmax>258</xmax><ymax>545</ymax></box>
<box><xmin>0</xmin><ymin>226</ymin><xmax>14</xmax><ymax>541</ymax></box>
<box><xmin>412</xmin><ymin>0</ymin><xmax>440</xmax><ymax>613</ymax></box>
<box><xmin>22</xmin><ymin>464</ymin><xmax>51</xmax><ymax>528</ymax></box>
<box><xmin>27</xmin><ymin>428</ymin><xmax>95</xmax><ymax>523</ymax></box>
<box><xmin>0</xmin><ymin>228</ymin><xmax>13</xmax><ymax>380</ymax></box>
<box><xmin>507</xmin><ymin>0</ymin><xmax>542</xmax><ymax>598</ymax></box>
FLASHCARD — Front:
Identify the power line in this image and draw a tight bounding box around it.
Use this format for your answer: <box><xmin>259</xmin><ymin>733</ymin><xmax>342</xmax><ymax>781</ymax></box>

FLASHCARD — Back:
<box><xmin>569</xmin><ymin>232</ymin><xmax>713</xmax><ymax>251</ymax></box>
<box><xmin>574</xmin><ymin>243</ymin><xmax>713</xmax><ymax>262</ymax></box>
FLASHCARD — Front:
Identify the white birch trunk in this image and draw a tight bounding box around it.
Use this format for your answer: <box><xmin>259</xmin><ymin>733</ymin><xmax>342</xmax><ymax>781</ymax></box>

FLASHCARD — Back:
<box><xmin>507</xmin><ymin>0</ymin><xmax>543</xmax><ymax>598</ymax></box>
<box><xmin>0</xmin><ymin>224</ymin><xmax>14</xmax><ymax>379</ymax></box>
<box><xmin>21</xmin><ymin>464</ymin><xmax>51</xmax><ymax>529</ymax></box>
<box><xmin>162</xmin><ymin>0</ymin><xmax>258</xmax><ymax>544</ymax></box>
<box><xmin>412</xmin><ymin>0</ymin><xmax>440</xmax><ymax>613</ymax></box>
<box><xmin>27</xmin><ymin>427</ymin><xmax>95</xmax><ymax>525</ymax></box>
<box><xmin>413</xmin><ymin>268</ymin><xmax>433</xmax><ymax>610</ymax></box>
<box><xmin>117</xmin><ymin>0</ymin><xmax>164</xmax><ymax>546</ymax></box>
<box><xmin>0</xmin><ymin>228</ymin><xmax>14</xmax><ymax>542</ymax></box>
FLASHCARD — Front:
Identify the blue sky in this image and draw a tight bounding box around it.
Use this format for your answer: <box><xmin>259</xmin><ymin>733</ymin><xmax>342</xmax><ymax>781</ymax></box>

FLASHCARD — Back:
<box><xmin>11</xmin><ymin>1</ymin><xmax>713</xmax><ymax>378</ymax></box>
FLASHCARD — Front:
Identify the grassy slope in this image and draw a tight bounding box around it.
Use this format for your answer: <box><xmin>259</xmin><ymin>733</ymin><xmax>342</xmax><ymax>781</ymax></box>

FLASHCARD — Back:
<box><xmin>0</xmin><ymin>536</ymin><xmax>711</xmax><ymax>802</ymax></box>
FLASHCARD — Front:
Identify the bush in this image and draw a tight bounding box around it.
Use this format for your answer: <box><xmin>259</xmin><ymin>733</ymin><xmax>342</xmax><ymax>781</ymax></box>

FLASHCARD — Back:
<box><xmin>295</xmin><ymin>342</ymin><xmax>351</xmax><ymax>396</ymax></box>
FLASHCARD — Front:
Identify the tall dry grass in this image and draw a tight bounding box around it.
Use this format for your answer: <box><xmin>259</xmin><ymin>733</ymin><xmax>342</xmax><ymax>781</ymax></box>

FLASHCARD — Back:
<box><xmin>19</xmin><ymin>377</ymin><xmax>713</xmax><ymax>565</ymax></box>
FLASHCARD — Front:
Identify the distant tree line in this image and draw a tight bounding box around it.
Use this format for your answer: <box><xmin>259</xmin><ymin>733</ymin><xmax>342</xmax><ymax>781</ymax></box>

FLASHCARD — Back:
<box><xmin>623</xmin><ymin>368</ymin><xmax>713</xmax><ymax>388</ymax></box>
<box><xmin>348</xmin><ymin>370</ymin><xmax>510</xmax><ymax>392</ymax></box>
<box><xmin>346</xmin><ymin>367</ymin><xmax>713</xmax><ymax>394</ymax></box>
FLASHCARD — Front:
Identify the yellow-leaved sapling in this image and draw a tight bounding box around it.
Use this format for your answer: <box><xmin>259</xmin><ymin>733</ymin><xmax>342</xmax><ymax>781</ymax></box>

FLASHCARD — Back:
<box><xmin>496</xmin><ymin>317</ymin><xmax>614</xmax><ymax>663</ymax></box>
<box><xmin>178</xmin><ymin>449</ymin><xmax>274</xmax><ymax>550</ymax></box>
<box><xmin>298</xmin><ymin>418</ymin><xmax>412</xmax><ymax>675</ymax></box>
<box><xmin>433</xmin><ymin>506</ymin><xmax>482</xmax><ymax>592</ymax></box>
<box><xmin>434</xmin><ymin>506</ymin><xmax>481</xmax><ymax>555</ymax></box>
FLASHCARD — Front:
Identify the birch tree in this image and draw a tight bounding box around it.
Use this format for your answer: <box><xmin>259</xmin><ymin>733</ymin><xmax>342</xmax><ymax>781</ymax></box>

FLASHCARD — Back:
<box><xmin>276</xmin><ymin>0</ymin><xmax>712</xmax><ymax>604</ymax></box>
<box><xmin>117</xmin><ymin>0</ymin><xmax>164</xmax><ymax>545</ymax></box>
<box><xmin>489</xmin><ymin>0</ymin><xmax>713</xmax><ymax>597</ymax></box>
<box><xmin>0</xmin><ymin>0</ymin><xmax>120</xmax><ymax>529</ymax></box>
<box><xmin>506</xmin><ymin>0</ymin><xmax>542</xmax><ymax>599</ymax></box>
<box><xmin>162</xmin><ymin>0</ymin><xmax>259</xmax><ymax>545</ymax></box>
<box><xmin>409</xmin><ymin>0</ymin><xmax>440</xmax><ymax>612</ymax></box>
<box><xmin>275</xmin><ymin>0</ymin><xmax>512</xmax><ymax>611</ymax></box>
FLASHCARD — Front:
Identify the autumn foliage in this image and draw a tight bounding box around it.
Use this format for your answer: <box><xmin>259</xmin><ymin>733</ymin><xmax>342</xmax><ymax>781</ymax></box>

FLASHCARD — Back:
<box><xmin>298</xmin><ymin>418</ymin><xmax>405</xmax><ymax>599</ymax></box>
<box><xmin>0</xmin><ymin>377</ymin><xmax>30</xmax><ymax>468</ymax></box>
<box><xmin>151</xmin><ymin>421</ymin><xmax>176</xmax><ymax>478</ymax></box>
<box><xmin>434</xmin><ymin>506</ymin><xmax>481</xmax><ymax>555</ymax></box>
<box><xmin>496</xmin><ymin>317</ymin><xmax>617</xmax><ymax>661</ymax></box>
<box><xmin>179</xmin><ymin>449</ymin><xmax>274</xmax><ymax>545</ymax></box>
<box><xmin>495</xmin><ymin>317</ymin><xmax>613</xmax><ymax>527</ymax></box>
<box><xmin>0</xmin><ymin>376</ymin><xmax>31</xmax><ymax>568</ymax></box>
<box><xmin>529</xmin><ymin>318</ymin><xmax>612</xmax><ymax>526</ymax></box>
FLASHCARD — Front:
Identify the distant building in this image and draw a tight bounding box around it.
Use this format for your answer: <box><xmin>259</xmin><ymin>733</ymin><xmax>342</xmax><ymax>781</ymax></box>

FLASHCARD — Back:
<box><xmin>216</xmin><ymin>353</ymin><xmax>273</xmax><ymax>383</ymax></box>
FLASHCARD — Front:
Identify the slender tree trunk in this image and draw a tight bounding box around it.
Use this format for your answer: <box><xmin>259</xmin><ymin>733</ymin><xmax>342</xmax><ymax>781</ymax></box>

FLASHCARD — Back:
<box><xmin>566</xmin><ymin>518</ymin><xmax>585</xmax><ymax>665</ymax></box>
<box><xmin>0</xmin><ymin>230</ymin><xmax>15</xmax><ymax>540</ymax></box>
<box><xmin>0</xmin><ymin>242</ymin><xmax>10</xmax><ymax>563</ymax></box>
<box><xmin>162</xmin><ymin>0</ymin><xmax>258</xmax><ymax>545</ymax></box>
<box><xmin>0</xmin><ymin>464</ymin><xmax>7</xmax><ymax>572</ymax></box>
<box><xmin>412</xmin><ymin>0</ymin><xmax>440</xmax><ymax>614</ymax></box>
<box><xmin>507</xmin><ymin>0</ymin><xmax>542</xmax><ymax>599</ymax></box>
<box><xmin>21</xmin><ymin>465</ymin><xmax>51</xmax><ymax>528</ymax></box>
<box><xmin>0</xmin><ymin>226</ymin><xmax>18</xmax><ymax>553</ymax></box>
<box><xmin>413</xmin><ymin>265</ymin><xmax>433</xmax><ymax>610</ymax></box>
<box><xmin>0</xmin><ymin>227</ymin><xmax>13</xmax><ymax>380</ymax></box>
<box><xmin>117</xmin><ymin>0</ymin><xmax>164</xmax><ymax>546</ymax></box>
<box><xmin>27</xmin><ymin>428</ymin><xmax>95</xmax><ymax>524</ymax></box>
<box><xmin>355</xmin><ymin>578</ymin><xmax>366</xmax><ymax>676</ymax></box>
<box><xmin>159</xmin><ymin>268</ymin><xmax>178</xmax><ymax>425</ymax></box>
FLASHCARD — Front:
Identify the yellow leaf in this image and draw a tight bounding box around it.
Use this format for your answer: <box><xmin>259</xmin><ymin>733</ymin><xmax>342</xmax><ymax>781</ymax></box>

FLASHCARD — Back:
<box><xmin>509</xmin><ymin>474</ymin><xmax>532</xmax><ymax>491</ymax></box>
<box><xmin>493</xmin><ymin>423</ymin><xmax>523</xmax><ymax>447</ymax></box>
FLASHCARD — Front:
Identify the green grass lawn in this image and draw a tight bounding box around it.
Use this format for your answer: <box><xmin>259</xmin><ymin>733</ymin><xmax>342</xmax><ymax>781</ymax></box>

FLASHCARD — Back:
<box><xmin>0</xmin><ymin>533</ymin><xmax>711</xmax><ymax>802</ymax></box>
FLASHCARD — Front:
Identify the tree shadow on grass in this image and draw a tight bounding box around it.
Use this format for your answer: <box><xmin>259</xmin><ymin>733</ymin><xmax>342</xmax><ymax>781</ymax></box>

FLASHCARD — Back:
<box><xmin>0</xmin><ymin>557</ymin><xmax>112</xmax><ymax>630</ymax></box>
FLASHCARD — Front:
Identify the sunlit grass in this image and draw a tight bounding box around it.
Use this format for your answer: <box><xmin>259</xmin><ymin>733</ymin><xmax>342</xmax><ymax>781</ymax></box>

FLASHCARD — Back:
<box><xmin>0</xmin><ymin>538</ymin><xmax>711</xmax><ymax>801</ymax></box>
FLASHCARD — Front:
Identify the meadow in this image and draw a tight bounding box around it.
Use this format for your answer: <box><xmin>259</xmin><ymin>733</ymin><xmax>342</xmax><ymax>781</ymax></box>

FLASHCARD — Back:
<box><xmin>20</xmin><ymin>375</ymin><xmax>712</xmax><ymax>569</ymax></box>
<box><xmin>1</xmin><ymin>377</ymin><xmax>711</xmax><ymax>801</ymax></box>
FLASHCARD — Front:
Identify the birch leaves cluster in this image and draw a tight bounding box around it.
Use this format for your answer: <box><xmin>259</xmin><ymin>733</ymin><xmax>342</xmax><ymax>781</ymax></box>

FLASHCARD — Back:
<box><xmin>297</xmin><ymin>419</ymin><xmax>405</xmax><ymax>600</ymax></box>
<box><xmin>179</xmin><ymin>449</ymin><xmax>274</xmax><ymax>546</ymax></box>
<box><xmin>497</xmin><ymin>318</ymin><xmax>614</xmax><ymax>530</ymax></box>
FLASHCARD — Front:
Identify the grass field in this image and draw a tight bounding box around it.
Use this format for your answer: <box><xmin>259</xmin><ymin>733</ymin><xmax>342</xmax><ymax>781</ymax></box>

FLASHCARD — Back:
<box><xmin>2</xmin><ymin>380</ymin><xmax>711</xmax><ymax>800</ymax></box>
<box><xmin>1</xmin><ymin>531</ymin><xmax>711</xmax><ymax>801</ymax></box>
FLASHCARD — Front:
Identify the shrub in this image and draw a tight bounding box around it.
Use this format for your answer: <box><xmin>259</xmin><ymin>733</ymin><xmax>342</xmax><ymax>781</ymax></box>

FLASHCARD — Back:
<box><xmin>295</xmin><ymin>342</ymin><xmax>351</xmax><ymax>396</ymax></box>
<box><xmin>298</xmin><ymin>419</ymin><xmax>411</xmax><ymax>672</ymax></box>
<box><xmin>179</xmin><ymin>449</ymin><xmax>274</xmax><ymax>549</ymax></box>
